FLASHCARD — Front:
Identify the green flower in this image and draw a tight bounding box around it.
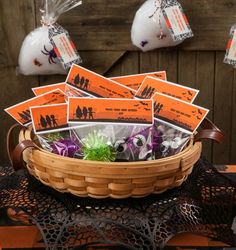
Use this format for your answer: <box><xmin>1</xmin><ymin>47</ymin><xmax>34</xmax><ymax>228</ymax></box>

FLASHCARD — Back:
<box><xmin>82</xmin><ymin>131</ymin><xmax>116</xmax><ymax>162</ymax></box>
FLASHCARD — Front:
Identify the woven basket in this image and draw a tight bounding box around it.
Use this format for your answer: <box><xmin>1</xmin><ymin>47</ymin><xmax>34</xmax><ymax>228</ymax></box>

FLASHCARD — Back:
<box><xmin>7</xmin><ymin>119</ymin><xmax>224</xmax><ymax>199</ymax></box>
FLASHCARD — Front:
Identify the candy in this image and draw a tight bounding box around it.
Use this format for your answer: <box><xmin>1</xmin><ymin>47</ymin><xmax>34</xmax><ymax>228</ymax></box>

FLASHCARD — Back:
<box><xmin>51</xmin><ymin>139</ymin><xmax>81</xmax><ymax>158</ymax></box>
<box><xmin>82</xmin><ymin>131</ymin><xmax>116</xmax><ymax>162</ymax></box>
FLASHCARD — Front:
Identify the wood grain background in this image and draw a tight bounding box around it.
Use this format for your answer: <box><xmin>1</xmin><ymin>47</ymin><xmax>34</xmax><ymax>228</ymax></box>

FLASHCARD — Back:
<box><xmin>0</xmin><ymin>0</ymin><xmax>235</xmax><ymax>164</ymax></box>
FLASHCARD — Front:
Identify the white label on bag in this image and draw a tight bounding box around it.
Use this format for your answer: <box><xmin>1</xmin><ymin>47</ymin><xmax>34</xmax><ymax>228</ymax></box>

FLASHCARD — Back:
<box><xmin>52</xmin><ymin>33</ymin><xmax>78</xmax><ymax>64</ymax></box>
<box><xmin>164</xmin><ymin>5</ymin><xmax>189</xmax><ymax>36</ymax></box>
<box><xmin>227</xmin><ymin>31</ymin><xmax>236</xmax><ymax>61</ymax></box>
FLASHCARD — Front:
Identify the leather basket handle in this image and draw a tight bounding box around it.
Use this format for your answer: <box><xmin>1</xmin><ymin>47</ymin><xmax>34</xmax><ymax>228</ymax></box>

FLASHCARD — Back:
<box><xmin>7</xmin><ymin>124</ymin><xmax>35</xmax><ymax>171</ymax></box>
<box><xmin>194</xmin><ymin>118</ymin><xmax>224</xmax><ymax>143</ymax></box>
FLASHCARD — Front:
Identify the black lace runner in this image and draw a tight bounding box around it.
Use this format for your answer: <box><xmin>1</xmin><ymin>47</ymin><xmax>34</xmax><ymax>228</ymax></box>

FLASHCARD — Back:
<box><xmin>0</xmin><ymin>158</ymin><xmax>236</xmax><ymax>250</ymax></box>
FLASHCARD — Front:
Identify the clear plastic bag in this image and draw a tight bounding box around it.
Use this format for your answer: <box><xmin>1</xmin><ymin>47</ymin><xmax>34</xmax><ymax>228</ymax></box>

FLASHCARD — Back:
<box><xmin>37</xmin><ymin>129</ymin><xmax>83</xmax><ymax>158</ymax></box>
<box><xmin>37</xmin><ymin>122</ymin><xmax>191</xmax><ymax>162</ymax></box>
<box><xmin>74</xmin><ymin>124</ymin><xmax>154</xmax><ymax>162</ymax></box>
<box><xmin>18</xmin><ymin>0</ymin><xmax>82</xmax><ymax>75</ymax></box>
<box><xmin>64</xmin><ymin>84</ymin><xmax>89</xmax><ymax>100</ymax></box>
<box><xmin>131</xmin><ymin>0</ymin><xmax>183</xmax><ymax>52</ymax></box>
<box><xmin>154</xmin><ymin>120</ymin><xmax>191</xmax><ymax>159</ymax></box>
<box><xmin>74</xmin><ymin>123</ymin><xmax>191</xmax><ymax>162</ymax></box>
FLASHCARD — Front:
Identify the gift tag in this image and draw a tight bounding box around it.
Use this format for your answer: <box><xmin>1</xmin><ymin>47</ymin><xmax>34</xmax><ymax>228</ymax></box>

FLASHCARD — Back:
<box><xmin>152</xmin><ymin>92</ymin><xmax>209</xmax><ymax>134</ymax></box>
<box><xmin>66</xmin><ymin>64</ymin><xmax>135</xmax><ymax>99</ymax></box>
<box><xmin>162</xmin><ymin>0</ymin><xmax>193</xmax><ymax>41</ymax></box>
<box><xmin>49</xmin><ymin>24</ymin><xmax>82</xmax><ymax>70</ymax></box>
<box><xmin>68</xmin><ymin>97</ymin><xmax>153</xmax><ymax>126</ymax></box>
<box><xmin>32</xmin><ymin>83</ymin><xmax>66</xmax><ymax>96</ymax></box>
<box><xmin>5</xmin><ymin>89</ymin><xmax>65</xmax><ymax>126</ymax></box>
<box><xmin>111</xmin><ymin>71</ymin><xmax>167</xmax><ymax>91</ymax></box>
<box><xmin>224</xmin><ymin>25</ymin><xmax>236</xmax><ymax>66</ymax></box>
<box><xmin>135</xmin><ymin>76</ymin><xmax>199</xmax><ymax>103</ymax></box>
<box><xmin>32</xmin><ymin>83</ymin><xmax>87</xmax><ymax>98</ymax></box>
<box><xmin>30</xmin><ymin>103</ymin><xmax>81</xmax><ymax>135</ymax></box>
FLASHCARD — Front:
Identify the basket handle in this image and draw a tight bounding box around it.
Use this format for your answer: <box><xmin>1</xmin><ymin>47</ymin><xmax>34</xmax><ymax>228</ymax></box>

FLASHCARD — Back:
<box><xmin>7</xmin><ymin>124</ymin><xmax>35</xmax><ymax>171</ymax></box>
<box><xmin>194</xmin><ymin>118</ymin><xmax>224</xmax><ymax>143</ymax></box>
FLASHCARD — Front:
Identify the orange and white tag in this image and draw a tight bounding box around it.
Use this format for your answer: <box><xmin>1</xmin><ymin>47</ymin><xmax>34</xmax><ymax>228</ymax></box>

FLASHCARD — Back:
<box><xmin>49</xmin><ymin>23</ymin><xmax>82</xmax><ymax>70</ymax></box>
<box><xmin>135</xmin><ymin>76</ymin><xmax>199</xmax><ymax>103</ymax></box>
<box><xmin>5</xmin><ymin>89</ymin><xmax>65</xmax><ymax>126</ymax></box>
<box><xmin>224</xmin><ymin>26</ymin><xmax>236</xmax><ymax>66</ymax></box>
<box><xmin>66</xmin><ymin>64</ymin><xmax>135</xmax><ymax>99</ymax></box>
<box><xmin>32</xmin><ymin>83</ymin><xmax>66</xmax><ymax>96</ymax></box>
<box><xmin>110</xmin><ymin>71</ymin><xmax>167</xmax><ymax>91</ymax></box>
<box><xmin>33</xmin><ymin>83</ymin><xmax>89</xmax><ymax>100</ymax></box>
<box><xmin>30</xmin><ymin>103</ymin><xmax>80</xmax><ymax>134</ymax></box>
<box><xmin>152</xmin><ymin>92</ymin><xmax>209</xmax><ymax>134</ymax></box>
<box><xmin>162</xmin><ymin>1</ymin><xmax>193</xmax><ymax>41</ymax></box>
<box><xmin>68</xmin><ymin>97</ymin><xmax>153</xmax><ymax>125</ymax></box>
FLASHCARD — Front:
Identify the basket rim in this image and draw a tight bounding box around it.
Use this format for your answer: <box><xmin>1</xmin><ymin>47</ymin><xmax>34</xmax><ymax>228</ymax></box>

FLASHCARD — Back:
<box><xmin>20</xmin><ymin>126</ymin><xmax>199</xmax><ymax>167</ymax></box>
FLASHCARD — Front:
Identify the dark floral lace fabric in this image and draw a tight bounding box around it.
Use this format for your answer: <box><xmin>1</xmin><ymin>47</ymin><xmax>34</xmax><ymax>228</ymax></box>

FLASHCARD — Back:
<box><xmin>0</xmin><ymin>158</ymin><xmax>236</xmax><ymax>250</ymax></box>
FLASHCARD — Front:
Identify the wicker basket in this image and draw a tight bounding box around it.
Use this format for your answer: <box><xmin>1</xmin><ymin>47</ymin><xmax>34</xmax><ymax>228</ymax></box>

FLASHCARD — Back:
<box><xmin>7</xmin><ymin>119</ymin><xmax>223</xmax><ymax>199</ymax></box>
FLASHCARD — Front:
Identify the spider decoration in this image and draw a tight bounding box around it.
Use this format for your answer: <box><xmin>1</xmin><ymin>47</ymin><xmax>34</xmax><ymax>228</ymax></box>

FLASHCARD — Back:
<box><xmin>41</xmin><ymin>45</ymin><xmax>58</xmax><ymax>64</ymax></box>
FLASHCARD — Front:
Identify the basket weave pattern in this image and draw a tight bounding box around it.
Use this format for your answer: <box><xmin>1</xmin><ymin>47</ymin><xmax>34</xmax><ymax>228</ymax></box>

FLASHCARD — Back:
<box><xmin>19</xmin><ymin>128</ymin><xmax>202</xmax><ymax>199</ymax></box>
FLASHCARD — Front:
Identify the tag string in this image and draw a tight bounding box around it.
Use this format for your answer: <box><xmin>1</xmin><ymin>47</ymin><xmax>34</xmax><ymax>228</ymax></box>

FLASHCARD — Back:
<box><xmin>149</xmin><ymin>0</ymin><xmax>167</xmax><ymax>40</ymax></box>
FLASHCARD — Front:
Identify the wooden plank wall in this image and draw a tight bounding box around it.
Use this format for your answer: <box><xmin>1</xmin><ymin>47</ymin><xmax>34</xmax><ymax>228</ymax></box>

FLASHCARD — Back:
<box><xmin>0</xmin><ymin>0</ymin><xmax>236</xmax><ymax>165</ymax></box>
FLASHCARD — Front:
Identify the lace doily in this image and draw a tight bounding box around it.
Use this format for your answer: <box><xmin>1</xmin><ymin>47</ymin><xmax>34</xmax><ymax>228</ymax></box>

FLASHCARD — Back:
<box><xmin>0</xmin><ymin>158</ymin><xmax>235</xmax><ymax>250</ymax></box>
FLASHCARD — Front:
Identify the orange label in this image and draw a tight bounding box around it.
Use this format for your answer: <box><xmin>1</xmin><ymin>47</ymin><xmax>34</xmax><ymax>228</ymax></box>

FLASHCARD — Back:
<box><xmin>152</xmin><ymin>93</ymin><xmax>209</xmax><ymax>133</ymax></box>
<box><xmin>32</xmin><ymin>83</ymin><xmax>66</xmax><ymax>96</ymax></box>
<box><xmin>110</xmin><ymin>71</ymin><xmax>167</xmax><ymax>91</ymax></box>
<box><xmin>66</xmin><ymin>64</ymin><xmax>135</xmax><ymax>98</ymax></box>
<box><xmin>135</xmin><ymin>76</ymin><xmax>199</xmax><ymax>103</ymax></box>
<box><xmin>5</xmin><ymin>90</ymin><xmax>65</xmax><ymax>126</ymax></box>
<box><xmin>68</xmin><ymin>98</ymin><xmax>153</xmax><ymax>125</ymax></box>
<box><xmin>30</xmin><ymin>103</ymin><xmax>79</xmax><ymax>134</ymax></box>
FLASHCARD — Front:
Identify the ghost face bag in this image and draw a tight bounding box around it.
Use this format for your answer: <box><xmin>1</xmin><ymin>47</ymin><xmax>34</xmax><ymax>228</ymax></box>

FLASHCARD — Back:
<box><xmin>131</xmin><ymin>0</ymin><xmax>193</xmax><ymax>52</ymax></box>
<box><xmin>18</xmin><ymin>0</ymin><xmax>82</xmax><ymax>75</ymax></box>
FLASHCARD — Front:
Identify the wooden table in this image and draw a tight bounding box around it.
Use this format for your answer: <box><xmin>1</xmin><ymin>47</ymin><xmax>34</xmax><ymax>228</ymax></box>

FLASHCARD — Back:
<box><xmin>0</xmin><ymin>164</ymin><xmax>235</xmax><ymax>249</ymax></box>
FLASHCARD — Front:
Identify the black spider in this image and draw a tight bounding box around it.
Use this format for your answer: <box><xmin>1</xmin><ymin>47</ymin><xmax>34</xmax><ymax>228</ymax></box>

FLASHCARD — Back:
<box><xmin>41</xmin><ymin>45</ymin><xmax>57</xmax><ymax>64</ymax></box>
<box><xmin>140</xmin><ymin>40</ymin><xmax>148</xmax><ymax>47</ymax></box>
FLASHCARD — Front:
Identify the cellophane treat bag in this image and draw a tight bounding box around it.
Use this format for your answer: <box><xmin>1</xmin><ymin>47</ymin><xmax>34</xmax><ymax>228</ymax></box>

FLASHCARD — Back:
<box><xmin>131</xmin><ymin>0</ymin><xmax>193</xmax><ymax>52</ymax></box>
<box><xmin>18</xmin><ymin>0</ymin><xmax>82</xmax><ymax>75</ymax></box>
<box><xmin>37</xmin><ymin>129</ymin><xmax>83</xmax><ymax>158</ymax></box>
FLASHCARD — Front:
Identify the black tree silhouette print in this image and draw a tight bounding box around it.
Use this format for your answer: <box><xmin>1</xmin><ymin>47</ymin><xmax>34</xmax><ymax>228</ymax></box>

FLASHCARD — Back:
<box><xmin>74</xmin><ymin>74</ymin><xmax>80</xmax><ymax>86</ymax></box>
<box><xmin>38</xmin><ymin>114</ymin><xmax>59</xmax><ymax>130</ymax></box>
<box><xmin>45</xmin><ymin>115</ymin><xmax>52</xmax><ymax>128</ymax></box>
<box><xmin>79</xmin><ymin>77</ymin><xmax>85</xmax><ymax>88</ymax></box>
<box><xmin>18</xmin><ymin>112</ymin><xmax>29</xmax><ymax>122</ymax></box>
<box><xmin>40</xmin><ymin>115</ymin><xmax>47</xmax><ymax>129</ymax></box>
<box><xmin>75</xmin><ymin>106</ymin><xmax>95</xmax><ymax>120</ymax></box>
<box><xmin>72</xmin><ymin>74</ymin><xmax>90</xmax><ymax>91</ymax></box>
<box><xmin>76</xmin><ymin>106</ymin><xmax>83</xmax><ymax>119</ymax></box>
<box><xmin>154</xmin><ymin>102</ymin><xmax>164</xmax><ymax>114</ymax></box>
<box><xmin>141</xmin><ymin>86</ymin><xmax>155</xmax><ymax>98</ymax></box>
